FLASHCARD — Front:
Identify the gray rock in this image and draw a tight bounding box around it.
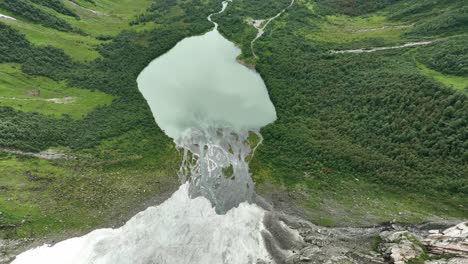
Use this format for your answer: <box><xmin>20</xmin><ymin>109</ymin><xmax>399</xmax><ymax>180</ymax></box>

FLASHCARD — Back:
<box><xmin>0</xmin><ymin>239</ymin><xmax>31</xmax><ymax>264</ymax></box>
<box><xmin>423</xmin><ymin>221</ymin><xmax>468</xmax><ymax>257</ymax></box>
<box><xmin>262</xmin><ymin>212</ymin><xmax>385</xmax><ymax>264</ymax></box>
<box><xmin>426</xmin><ymin>258</ymin><xmax>468</xmax><ymax>264</ymax></box>
<box><xmin>379</xmin><ymin>231</ymin><xmax>424</xmax><ymax>264</ymax></box>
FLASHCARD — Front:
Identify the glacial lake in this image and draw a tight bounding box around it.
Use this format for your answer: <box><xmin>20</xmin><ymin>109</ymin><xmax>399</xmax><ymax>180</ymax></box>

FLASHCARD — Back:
<box><xmin>137</xmin><ymin>28</ymin><xmax>277</xmax><ymax>140</ymax></box>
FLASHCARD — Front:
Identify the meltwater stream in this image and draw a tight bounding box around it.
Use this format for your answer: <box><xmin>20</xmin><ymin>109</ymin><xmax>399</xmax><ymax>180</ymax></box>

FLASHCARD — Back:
<box><xmin>13</xmin><ymin>1</ymin><xmax>278</xmax><ymax>263</ymax></box>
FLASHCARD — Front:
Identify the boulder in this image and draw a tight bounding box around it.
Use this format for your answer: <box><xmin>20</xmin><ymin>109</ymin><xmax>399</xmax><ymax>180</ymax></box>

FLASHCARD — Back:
<box><xmin>423</xmin><ymin>222</ymin><xmax>468</xmax><ymax>257</ymax></box>
<box><xmin>426</xmin><ymin>258</ymin><xmax>468</xmax><ymax>264</ymax></box>
<box><xmin>379</xmin><ymin>231</ymin><xmax>425</xmax><ymax>264</ymax></box>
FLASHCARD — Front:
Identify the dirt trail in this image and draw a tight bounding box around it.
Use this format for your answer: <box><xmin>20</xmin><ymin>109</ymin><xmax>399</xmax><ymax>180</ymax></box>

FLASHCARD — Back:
<box><xmin>331</xmin><ymin>40</ymin><xmax>438</xmax><ymax>54</ymax></box>
<box><xmin>250</xmin><ymin>0</ymin><xmax>295</xmax><ymax>58</ymax></box>
<box><xmin>68</xmin><ymin>1</ymin><xmax>108</xmax><ymax>16</ymax></box>
<box><xmin>1</xmin><ymin>148</ymin><xmax>75</xmax><ymax>160</ymax></box>
<box><xmin>350</xmin><ymin>24</ymin><xmax>413</xmax><ymax>33</ymax></box>
<box><xmin>0</xmin><ymin>96</ymin><xmax>75</xmax><ymax>104</ymax></box>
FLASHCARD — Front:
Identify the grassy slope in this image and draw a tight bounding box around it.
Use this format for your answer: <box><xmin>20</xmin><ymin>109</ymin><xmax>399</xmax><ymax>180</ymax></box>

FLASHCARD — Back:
<box><xmin>0</xmin><ymin>0</ymin><xmax>156</xmax><ymax>62</ymax></box>
<box><xmin>0</xmin><ymin>1</ymin><xmax>118</xmax><ymax>119</ymax></box>
<box><xmin>0</xmin><ymin>63</ymin><xmax>112</xmax><ymax>119</ymax></box>
<box><xmin>0</xmin><ymin>130</ymin><xmax>179</xmax><ymax>238</ymax></box>
<box><xmin>216</xmin><ymin>0</ymin><xmax>467</xmax><ymax>225</ymax></box>
<box><xmin>416</xmin><ymin>60</ymin><xmax>468</xmax><ymax>92</ymax></box>
<box><xmin>0</xmin><ymin>0</ymin><xmax>466</xmax><ymax>242</ymax></box>
<box><xmin>61</xmin><ymin>0</ymin><xmax>157</xmax><ymax>36</ymax></box>
<box><xmin>0</xmin><ymin>0</ymin><xmax>219</xmax><ymax>241</ymax></box>
<box><xmin>0</xmin><ymin>18</ymin><xmax>101</xmax><ymax>62</ymax></box>
<box><xmin>305</xmin><ymin>14</ymin><xmax>413</xmax><ymax>46</ymax></box>
<box><xmin>0</xmin><ymin>0</ymin><xmax>161</xmax><ymax>239</ymax></box>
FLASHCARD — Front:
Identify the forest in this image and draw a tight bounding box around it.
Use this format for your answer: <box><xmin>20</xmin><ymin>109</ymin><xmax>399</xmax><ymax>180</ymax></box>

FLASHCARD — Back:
<box><xmin>416</xmin><ymin>36</ymin><xmax>468</xmax><ymax>77</ymax></box>
<box><xmin>0</xmin><ymin>0</ymin><xmax>74</xmax><ymax>31</ymax></box>
<box><xmin>215</xmin><ymin>0</ymin><xmax>468</xmax><ymax>215</ymax></box>
<box><xmin>29</xmin><ymin>0</ymin><xmax>78</xmax><ymax>18</ymax></box>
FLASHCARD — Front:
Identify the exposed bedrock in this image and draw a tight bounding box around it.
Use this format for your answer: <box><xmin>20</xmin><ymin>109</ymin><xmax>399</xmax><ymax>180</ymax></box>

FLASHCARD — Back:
<box><xmin>260</xmin><ymin>205</ymin><xmax>467</xmax><ymax>264</ymax></box>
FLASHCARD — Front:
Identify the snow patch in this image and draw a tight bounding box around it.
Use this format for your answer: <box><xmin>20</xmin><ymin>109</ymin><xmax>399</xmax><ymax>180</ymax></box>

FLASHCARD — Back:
<box><xmin>331</xmin><ymin>41</ymin><xmax>436</xmax><ymax>54</ymax></box>
<box><xmin>12</xmin><ymin>184</ymin><xmax>270</xmax><ymax>264</ymax></box>
<box><xmin>0</xmin><ymin>14</ymin><xmax>16</xmax><ymax>21</ymax></box>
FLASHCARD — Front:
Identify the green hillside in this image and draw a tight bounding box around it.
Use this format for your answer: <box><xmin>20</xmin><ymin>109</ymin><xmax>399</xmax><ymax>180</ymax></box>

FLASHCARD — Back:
<box><xmin>0</xmin><ymin>0</ymin><xmax>466</xmax><ymax>241</ymax></box>
<box><xmin>0</xmin><ymin>0</ymin><xmax>219</xmax><ymax>239</ymax></box>
<box><xmin>216</xmin><ymin>0</ymin><xmax>467</xmax><ymax>225</ymax></box>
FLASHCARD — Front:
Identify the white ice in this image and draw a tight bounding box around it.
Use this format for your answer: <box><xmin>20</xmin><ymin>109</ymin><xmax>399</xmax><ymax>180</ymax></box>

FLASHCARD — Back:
<box><xmin>12</xmin><ymin>184</ymin><xmax>270</xmax><ymax>264</ymax></box>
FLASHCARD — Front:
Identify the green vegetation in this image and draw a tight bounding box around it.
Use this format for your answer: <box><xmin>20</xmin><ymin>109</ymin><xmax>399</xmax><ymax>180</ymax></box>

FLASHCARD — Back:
<box><xmin>0</xmin><ymin>0</ymin><xmax>467</xmax><ymax>242</ymax></box>
<box><xmin>0</xmin><ymin>128</ymin><xmax>179</xmax><ymax>238</ymax></box>
<box><xmin>1</xmin><ymin>0</ymin><xmax>157</xmax><ymax>62</ymax></box>
<box><xmin>416</xmin><ymin>36</ymin><xmax>468</xmax><ymax>76</ymax></box>
<box><xmin>0</xmin><ymin>63</ymin><xmax>112</xmax><ymax>118</ymax></box>
<box><xmin>0</xmin><ymin>22</ymin><xmax>32</xmax><ymax>63</ymax></box>
<box><xmin>315</xmin><ymin>0</ymin><xmax>397</xmax><ymax>16</ymax></box>
<box><xmin>0</xmin><ymin>107</ymin><xmax>71</xmax><ymax>151</ymax></box>
<box><xmin>30</xmin><ymin>0</ymin><xmax>78</xmax><ymax>18</ymax></box>
<box><xmin>0</xmin><ymin>153</ymin><xmax>92</xmax><ymax>238</ymax></box>
<box><xmin>0</xmin><ymin>0</ymin><xmax>220</xmax><ymax>239</ymax></box>
<box><xmin>1</xmin><ymin>18</ymin><xmax>101</xmax><ymax>62</ymax></box>
<box><xmin>386</xmin><ymin>0</ymin><xmax>467</xmax><ymax>36</ymax></box>
<box><xmin>0</xmin><ymin>0</ymin><xmax>74</xmax><ymax>31</ymax></box>
<box><xmin>416</xmin><ymin>61</ymin><xmax>468</xmax><ymax>92</ymax></box>
<box><xmin>60</xmin><ymin>0</ymin><xmax>157</xmax><ymax>37</ymax></box>
<box><xmin>0</xmin><ymin>21</ymin><xmax>79</xmax><ymax>81</ymax></box>
<box><xmin>410</xmin><ymin>6</ymin><xmax>467</xmax><ymax>36</ymax></box>
<box><xmin>305</xmin><ymin>14</ymin><xmax>412</xmax><ymax>46</ymax></box>
<box><xmin>217</xmin><ymin>0</ymin><xmax>468</xmax><ymax>225</ymax></box>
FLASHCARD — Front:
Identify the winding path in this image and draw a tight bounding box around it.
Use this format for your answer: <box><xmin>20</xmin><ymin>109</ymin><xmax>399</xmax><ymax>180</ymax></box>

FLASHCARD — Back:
<box><xmin>250</xmin><ymin>0</ymin><xmax>295</xmax><ymax>58</ymax></box>
<box><xmin>330</xmin><ymin>40</ymin><xmax>439</xmax><ymax>54</ymax></box>
<box><xmin>1</xmin><ymin>148</ymin><xmax>75</xmax><ymax>160</ymax></box>
<box><xmin>68</xmin><ymin>1</ymin><xmax>108</xmax><ymax>16</ymax></box>
<box><xmin>350</xmin><ymin>24</ymin><xmax>413</xmax><ymax>33</ymax></box>
<box><xmin>0</xmin><ymin>96</ymin><xmax>75</xmax><ymax>104</ymax></box>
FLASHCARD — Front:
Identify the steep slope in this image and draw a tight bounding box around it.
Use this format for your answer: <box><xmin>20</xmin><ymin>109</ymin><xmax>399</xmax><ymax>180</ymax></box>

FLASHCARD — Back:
<box><xmin>0</xmin><ymin>0</ymin><xmax>220</xmax><ymax>245</ymax></box>
<box><xmin>215</xmin><ymin>0</ymin><xmax>467</xmax><ymax>225</ymax></box>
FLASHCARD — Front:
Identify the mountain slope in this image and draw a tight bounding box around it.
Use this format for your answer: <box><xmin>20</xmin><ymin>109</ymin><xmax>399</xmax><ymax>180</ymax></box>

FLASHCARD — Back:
<box><xmin>0</xmin><ymin>0</ymin><xmax>219</xmax><ymax>241</ymax></box>
<box><xmin>215</xmin><ymin>0</ymin><xmax>467</xmax><ymax>225</ymax></box>
<box><xmin>0</xmin><ymin>0</ymin><xmax>466</xmax><ymax>249</ymax></box>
